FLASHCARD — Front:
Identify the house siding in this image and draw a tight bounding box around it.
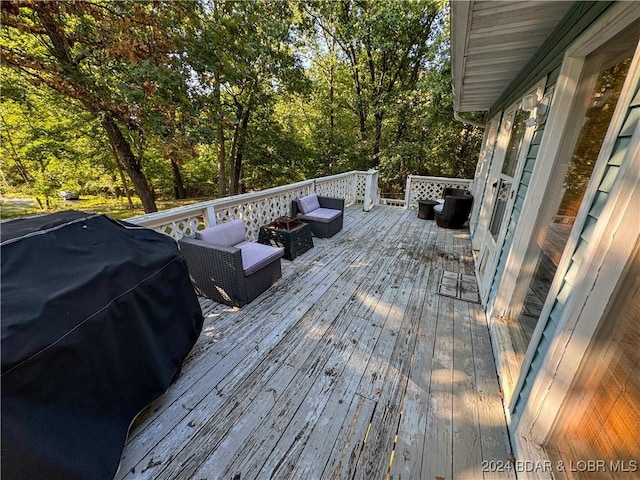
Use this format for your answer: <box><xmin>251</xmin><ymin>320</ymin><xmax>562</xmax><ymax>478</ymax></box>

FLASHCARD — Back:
<box><xmin>487</xmin><ymin>69</ymin><xmax>560</xmax><ymax>311</ymax></box>
<box><xmin>512</xmin><ymin>80</ymin><xmax>640</xmax><ymax>422</ymax></box>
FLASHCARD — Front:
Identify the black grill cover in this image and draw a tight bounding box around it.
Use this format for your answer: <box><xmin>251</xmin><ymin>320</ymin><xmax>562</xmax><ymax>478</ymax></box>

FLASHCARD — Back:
<box><xmin>1</xmin><ymin>211</ymin><xmax>203</xmax><ymax>480</ymax></box>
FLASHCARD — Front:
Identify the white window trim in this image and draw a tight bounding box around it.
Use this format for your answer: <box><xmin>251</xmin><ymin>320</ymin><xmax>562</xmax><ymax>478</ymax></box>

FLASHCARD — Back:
<box><xmin>470</xmin><ymin>114</ymin><xmax>502</xmax><ymax>248</ymax></box>
<box><xmin>490</xmin><ymin>55</ymin><xmax>584</xmax><ymax>324</ymax></box>
<box><xmin>510</xmin><ymin>4</ymin><xmax>640</xmax><ymax>443</ymax></box>
<box><xmin>474</xmin><ymin>83</ymin><xmax>545</xmax><ymax>306</ymax></box>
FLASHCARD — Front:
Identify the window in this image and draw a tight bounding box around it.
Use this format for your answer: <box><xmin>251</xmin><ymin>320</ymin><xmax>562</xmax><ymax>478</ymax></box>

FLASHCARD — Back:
<box><xmin>488</xmin><ymin>108</ymin><xmax>529</xmax><ymax>240</ymax></box>
<box><xmin>511</xmin><ymin>30</ymin><xmax>635</xmax><ymax>351</ymax></box>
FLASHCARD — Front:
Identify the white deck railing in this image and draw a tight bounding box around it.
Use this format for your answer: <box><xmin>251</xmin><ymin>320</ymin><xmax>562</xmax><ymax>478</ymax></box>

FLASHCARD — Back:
<box><xmin>127</xmin><ymin>171</ymin><xmax>376</xmax><ymax>240</ymax></box>
<box><xmin>403</xmin><ymin>175</ymin><xmax>473</xmax><ymax>210</ymax></box>
<box><xmin>127</xmin><ymin>171</ymin><xmax>473</xmax><ymax>239</ymax></box>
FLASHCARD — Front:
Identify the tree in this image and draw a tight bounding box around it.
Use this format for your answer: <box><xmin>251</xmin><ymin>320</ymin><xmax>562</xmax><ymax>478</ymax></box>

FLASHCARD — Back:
<box><xmin>1</xmin><ymin>0</ymin><xmax>482</xmax><ymax>211</ymax></box>
<box><xmin>2</xmin><ymin>1</ymin><xmax>201</xmax><ymax>212</ymax></box>
<box><xmin>0</xmin><ymin>70</ymin><xmax>114</xmax><ymax>207</ymax></box>
<box><xmin>187</xmin><ymin>0</ymin><xmax>305</xmax><ymax>196</ymax></box>
<box><xmin>300</xmin><ymin>0</ymin><xmax>446</xmax><ymax>168</ymax></box>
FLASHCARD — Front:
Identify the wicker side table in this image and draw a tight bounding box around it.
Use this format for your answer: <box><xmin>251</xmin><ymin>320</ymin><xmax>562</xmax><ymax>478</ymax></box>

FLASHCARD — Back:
<box><xmin>418</xmin><ymin>200</ymin><xmax>438</xmax><ymax>220</ymax></box>
<box><xmin>258</xmin><ymin>222</ymin><xmax>314</xmax><ymax>261</ymax></box>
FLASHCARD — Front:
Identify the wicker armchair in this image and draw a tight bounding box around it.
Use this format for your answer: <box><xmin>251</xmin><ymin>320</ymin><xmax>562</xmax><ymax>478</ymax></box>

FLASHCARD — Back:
<box><xmin>291</xmin><ymin>194</ymin><xmax>344</xmax><ymax>238</ymax></box>
<box><xmin>178</xmin><ymin>220</ymin><xmax>284</xmax><ymax>307</ymax></box>
<box><xmin>434</xmin><ymin>193</ymin><xmax>474</xmax><ymax>229</ymax></box>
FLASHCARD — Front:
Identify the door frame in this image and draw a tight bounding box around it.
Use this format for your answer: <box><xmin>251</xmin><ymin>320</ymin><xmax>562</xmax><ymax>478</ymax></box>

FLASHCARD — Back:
<box><xmin>470</xmin><ymin>113</ymin><xmax>502</xmax><ymax>249</ymax></box>
<box><xmin>476</xmin><ymin>82</ymin><xmax>545</xmax><ymax>304</ymax></box>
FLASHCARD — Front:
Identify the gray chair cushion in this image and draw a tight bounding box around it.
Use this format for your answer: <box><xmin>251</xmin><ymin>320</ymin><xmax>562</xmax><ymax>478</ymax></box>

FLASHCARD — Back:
<box><xmin>433</xmin><ymin>204</ymin><xmax>444</xmax><ymax>214</ymax></box>
<box><xmin>298</xmin><ymin>207</ymin><xmax>342</xmax><ymax>224</ymax></box>
<box><xmin>236</xmin><ymin>241</ymin><xmax>284</xmax><ymax>276</ymax></box>
<box><xmin>297</xmin><ymin>194</ymin><xmax>321</xmax><ymax>214</ymax></box>
<box><xmin>195</xmin><ymin>219</ymin><xmax>246</xmax><ymax>247</ymax></box>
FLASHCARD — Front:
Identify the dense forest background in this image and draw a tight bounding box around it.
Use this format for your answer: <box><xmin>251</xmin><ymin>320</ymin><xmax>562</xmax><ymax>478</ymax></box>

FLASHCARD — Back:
<box><xmin>1</xmin><ymin>0</ymin><xmax>484</xmax><ymax>214</ymax></box>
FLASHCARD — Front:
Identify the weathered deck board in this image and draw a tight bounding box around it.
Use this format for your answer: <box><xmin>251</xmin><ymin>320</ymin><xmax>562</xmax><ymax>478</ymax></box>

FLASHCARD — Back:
<box><xmin>117</xmin><ymin>205</ymin><xmax>514</xmax><ymax>480</ymax></box>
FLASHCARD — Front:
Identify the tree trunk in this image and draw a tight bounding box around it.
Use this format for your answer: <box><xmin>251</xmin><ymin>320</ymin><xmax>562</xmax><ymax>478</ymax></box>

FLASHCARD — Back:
<box><xmin>231</xmin><ymin>108</ymin><xmax>250</xmax><ymax>195</ymax></box>
<box><xmin>211</xmin><ymin>1</ymin><xmax>227</xmax><ymax>196</ymax></box>
<box><xmin>106</xmin><ymin>136</ymin><xmax>135</xmax><ymax>209</ymax></box>
<box><xmin>229</xmin><ymin>118</ymin><xmax>241</xmax><ymax>195</ymax></box>
<box><xmin>396</xmin><ymin>103</ymin><xmax>409</xmax><ymax>142</ymax></box>
<box><xmin>455</xmin><ymin>125</ymin><xmax>473</xmax><ymax>176</ymax></box>
<box><xmin>216</xmin><ymin>116</ymin><xmax>227</xmax><ymax>197</ymax></box>
<box><xmin>328</xmin><ymin>64</ymin><xmax>336</xmax><ymax>173</ymax></box>
<box><xmin>214</xmin><ymin>83</ymin><xmax>228</xmax><ymax>196</ymax></box>
<box><xmin>171</xmin><ymin>158</ymin><xmax>186</xmax><ymax>199</ymax></box>
<box><xmin>329</xmin><ymin>62</ymin><xmax>335</xmax><ymax>134</ymax></box>
<box><xmin>101</xmin><ymin>114</ymin><xmax>157</xmax><ymax>213</ymax></box>
<box><xmin>354</xmin><ymin>75</ymin><xmax>367</xmax><ymax>142</ymax></box>
<box><xmin>115</xmin><ymin>159</ymin><xmax>135</xmax><ymax>210</ymax></box>
<box><xmin>372</xmin><ymin>110</ymin><xmax>384</xmax><ymax>168</ymax></box>
<box><xmin>346</xmin><ymin>45</ymin><xmax>367</xmax><ymax>143</ymax></box>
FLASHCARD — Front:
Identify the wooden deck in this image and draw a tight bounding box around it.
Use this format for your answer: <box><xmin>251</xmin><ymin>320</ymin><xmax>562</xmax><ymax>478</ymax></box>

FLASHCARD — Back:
<box><xmin>117</xmin><ymin>205</ymin><xmax>515</xmax><ymax>480</ymax></box>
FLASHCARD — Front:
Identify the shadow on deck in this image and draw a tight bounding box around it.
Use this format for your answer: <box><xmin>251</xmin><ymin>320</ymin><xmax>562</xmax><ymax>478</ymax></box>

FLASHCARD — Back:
<box><xmin>117</xmin><ymin>205</ymin><xmax>514</xmax><ymax>480</ymax></box>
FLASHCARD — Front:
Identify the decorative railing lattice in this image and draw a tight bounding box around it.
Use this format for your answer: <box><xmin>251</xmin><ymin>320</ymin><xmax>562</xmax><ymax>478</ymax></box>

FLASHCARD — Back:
<box><xmin>404</xmin><ymin>175</ymin><xmax>473</xmax><ymax>210</ymax></box>
<box><xmin>127</xmin><ymin>171</ymin><xmax>376</xmax><ymax>241</ymax></box>
<box><xmin>315</xmin><ymin>172</ymin><xmax>357</xmax><ymax>204</ymax></box>
<box><xmin>355</xmin><ymin>173</ymin><xmax>367</xmax><ymax>201</ymax></box>
<box><xmin>154</xmin><ymin>215</ymin><xmax>202</xmax><ymax>239</ymax></box>
<box><xmin>212</xmin><ymin>184</ymin><xmax>312</xmax><ymax>240</ymax></box>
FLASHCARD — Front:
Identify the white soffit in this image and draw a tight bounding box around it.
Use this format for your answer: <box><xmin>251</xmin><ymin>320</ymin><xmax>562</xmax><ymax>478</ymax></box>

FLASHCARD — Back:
<box><xmin>451</xmin><ymin>0</ymin><xmax>573</xmax><ymax>112</ymax></box>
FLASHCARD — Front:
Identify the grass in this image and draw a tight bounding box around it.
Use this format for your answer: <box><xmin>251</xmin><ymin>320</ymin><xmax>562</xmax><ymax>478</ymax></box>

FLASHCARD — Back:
<box><xmin>0</xmin><ymin>194</ymin><xmax>210</xmax><ymax>221</ymax></box>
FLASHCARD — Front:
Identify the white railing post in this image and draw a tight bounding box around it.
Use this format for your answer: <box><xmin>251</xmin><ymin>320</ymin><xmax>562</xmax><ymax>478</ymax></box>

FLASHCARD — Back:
<box><xmin>203</xmin><ymin>205</ymin><xmax>216</xmax><ymax>227</ymax></box>
<box><xmin>351</xmin><ymin>173</ymin><xmax>358</xmax><ymax>205</ymax></box>
<box><xmin>363</xmin><ymin>169</ymin><xmax>378</xmax><ymax>212</ymax></box>
<box><xmin>373</xmin><ymin>170</ymin><xmax>379</xmax><ymax>207</ymax></box>
<box><xmin>404</xmin><ymin>175</ymin><xmax>413</xmax><ymax>210</ymax></box>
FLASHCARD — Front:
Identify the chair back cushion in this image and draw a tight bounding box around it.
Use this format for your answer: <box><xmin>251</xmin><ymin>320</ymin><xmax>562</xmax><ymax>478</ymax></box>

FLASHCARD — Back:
<box><xmin>297</xmin><ymin>194</ymin><xmax>321</xmax><ymax>214</ymax></box>
<box><xmin>195</xmin><ymin>219</ymin><xmax>246</xmax><ymax>246</ymax></box>
<box><xmin>443</xmin><ymin>187</ymin><xmax>470</xmax><ymax>197</ymax></box>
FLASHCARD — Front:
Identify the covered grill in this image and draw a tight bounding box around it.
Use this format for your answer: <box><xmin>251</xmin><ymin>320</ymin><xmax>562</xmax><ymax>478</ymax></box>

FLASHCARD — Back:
<box><xmin>1</xmin><ymin>211</ymin><xmax>203</xmax><ymax>480</ymax></box>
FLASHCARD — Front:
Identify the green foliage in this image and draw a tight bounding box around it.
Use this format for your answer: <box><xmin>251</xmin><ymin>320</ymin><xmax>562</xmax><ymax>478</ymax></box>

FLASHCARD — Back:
<box><xmin>0</xmin><ymin>69</ymin><xmax>114</xmax><ymax>205</ymax></box>
<box><xmin>1</xmin><ymin>0</ymin><xmax>482</xmax><ymax>215</ymax></box>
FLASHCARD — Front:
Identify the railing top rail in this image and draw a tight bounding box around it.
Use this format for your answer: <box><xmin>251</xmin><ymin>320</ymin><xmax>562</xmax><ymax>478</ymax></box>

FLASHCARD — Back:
<box><xmin>126</xmin><ymin>170</ymin><xmax>375</xmax><ymax>233</ymax></box>
<box><xmin>128</xmin><ymin>171</ymin><xmax>373</xmax><ymax>225</ymax></box>
<box><xmin>317</xmin><ymin>171</ymin><xmax>368</xmax><ymax>181</ymax></box>
<box><xmin>407</xmin><ymin>175</ymin><xmax>473</xmax><ymax>183</ymax></box>
<box><xmin>126</xmin><ymin>179</ymin><xmax>315</xmax><ymax>225</ymax></box>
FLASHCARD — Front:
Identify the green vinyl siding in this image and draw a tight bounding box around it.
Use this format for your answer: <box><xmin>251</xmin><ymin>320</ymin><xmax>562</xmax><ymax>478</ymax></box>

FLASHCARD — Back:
<box><xmin>513</xmin><ymin>82</ymin><xmax>640</xmax><ymax>422</ymax></box>
<box><xmin>620</xmin><ymin>106</ymin><xmax>640</xmax><ymax>135</ymax></box>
